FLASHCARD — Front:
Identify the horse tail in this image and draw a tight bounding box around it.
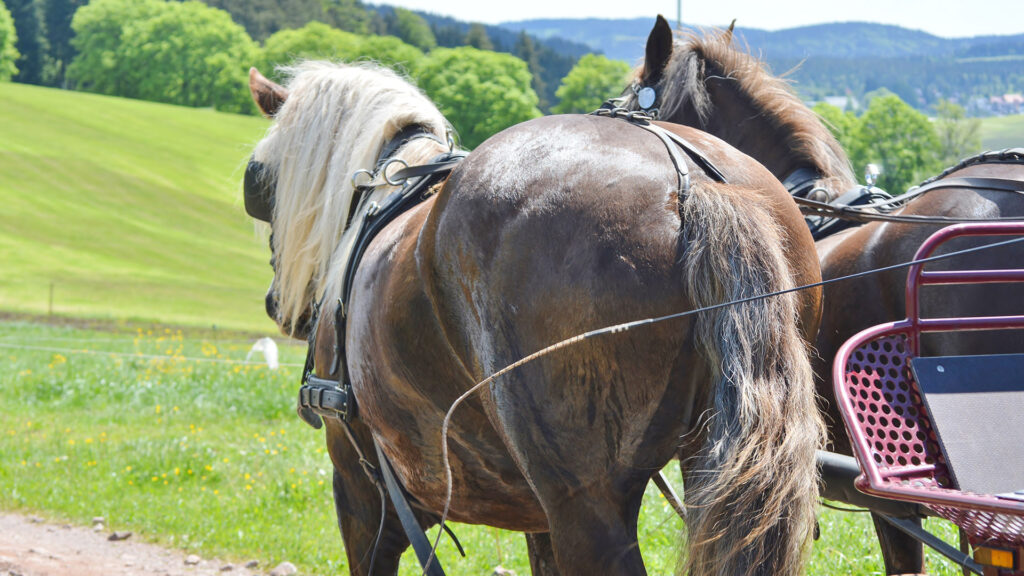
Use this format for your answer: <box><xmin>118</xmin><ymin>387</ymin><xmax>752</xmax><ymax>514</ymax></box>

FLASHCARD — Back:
<box><xmin>679</xmin><ymin>182</ymin><xmax>824</xmax><ymax>576</ymax></box>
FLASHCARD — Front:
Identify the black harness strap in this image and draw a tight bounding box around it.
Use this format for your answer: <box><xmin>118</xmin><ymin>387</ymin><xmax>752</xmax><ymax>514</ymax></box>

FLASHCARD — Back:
<box><xmin>374</xmin><ymin>443</ymin><xmax>446</xmax><ymax>576</ymax></box>
<box><xmin>292</xmin><ymin>134</ymin><xmax>465</xmax><ymax>576</ymax></box>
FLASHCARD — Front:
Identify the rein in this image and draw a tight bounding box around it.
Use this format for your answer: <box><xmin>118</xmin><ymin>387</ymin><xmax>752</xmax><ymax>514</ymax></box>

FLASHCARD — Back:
<box><xmin>791</xmin><ymin>150</ymin><xmax>1024</xmax><ymax>228</ymax></box>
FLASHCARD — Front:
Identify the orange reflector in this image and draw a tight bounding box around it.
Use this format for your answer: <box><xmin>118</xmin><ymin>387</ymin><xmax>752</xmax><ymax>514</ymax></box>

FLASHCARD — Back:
<box><xmin>974</xmin><ymin>547</ymin><xmax>1015</xmax><ymax>569</ymax></box>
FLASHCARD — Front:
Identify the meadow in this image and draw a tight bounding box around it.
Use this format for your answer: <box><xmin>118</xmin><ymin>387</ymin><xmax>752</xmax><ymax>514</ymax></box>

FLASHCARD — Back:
<box><xmin>0</xmin><ymin>320</ymin><xmax>966</xmax><ymax>575</ymax></box>
<box><xmin>980</xmin><ymin>113</ymin><xmax>1024</xmax><ymax>151</ymax></box>
<box><xmin>0</xmin><ymin>82</ymin><xmax>274</xmax><ymax>333</ymax></box>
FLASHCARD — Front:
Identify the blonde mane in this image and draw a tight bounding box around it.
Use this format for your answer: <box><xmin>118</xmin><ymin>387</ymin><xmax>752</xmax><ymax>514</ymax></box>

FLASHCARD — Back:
<box><xmin>632</xmin><ymin>30</ymin><xmax>857</xmax><ymax>195</ymax></box>
<box><xmin>252</xmin><ymin>61</ymin><xmax>451</xmax><ymax>332</ymax></box>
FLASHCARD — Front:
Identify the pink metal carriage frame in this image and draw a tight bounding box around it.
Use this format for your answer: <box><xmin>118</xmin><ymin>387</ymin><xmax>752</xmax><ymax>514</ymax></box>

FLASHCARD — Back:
<box><xmin>834</xmin><ymin>222</ymin><xmax>1024</xmax><ymax>550</ymax></box>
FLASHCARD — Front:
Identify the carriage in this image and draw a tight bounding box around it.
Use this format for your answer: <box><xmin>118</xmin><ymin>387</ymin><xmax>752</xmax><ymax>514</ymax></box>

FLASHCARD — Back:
<box><xmin>819</xmin><ymin>222</ymin><xmax>1024</xmax><ymax>576</ymax></box>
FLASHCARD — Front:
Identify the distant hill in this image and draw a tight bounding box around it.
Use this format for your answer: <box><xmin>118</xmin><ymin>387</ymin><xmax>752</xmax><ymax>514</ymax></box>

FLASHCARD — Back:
<box><xmin>501</xmin><ymin>18</ymin><xmax>1024</xmax><ymax>62</ymax></box>
<box><xmin>500</xmin><ymin>19</ymin><xmax>1024</xmax><ymax>113</ymax></box>
<box><xmin>0</xmin><ymin>82</ymin><xmax>276</xmax><ymax>333</ymax></box>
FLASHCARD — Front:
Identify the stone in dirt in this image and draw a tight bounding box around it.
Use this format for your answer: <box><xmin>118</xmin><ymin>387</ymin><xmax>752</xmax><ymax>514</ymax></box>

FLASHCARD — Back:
<box><xmin>184</xmin><ymin>554</ymin><xmax>201</xmax><ymax>566</ymax></box>
<box><xmin>108</xmin><ymin>531</ymin><xmax>133</xmax><ymax>541</ymax></box>
<box><xmin>219</xmin><ymin>564</ymin><xmax>234</xmax><ymax>571</ymax></box>
<box><xmin>92</xmin><ymin>516</ymin><xmax>105</xmax><ymax>525</ymax></box>
<box><xmin>244</xmin><ymin>560</ymin><xmax>258</xmax><ymax>569</ymax></box>
<box><xmin>269</xmin><ymin>561</ymin><xmax>297</xmax><ymax>576</ymax></box>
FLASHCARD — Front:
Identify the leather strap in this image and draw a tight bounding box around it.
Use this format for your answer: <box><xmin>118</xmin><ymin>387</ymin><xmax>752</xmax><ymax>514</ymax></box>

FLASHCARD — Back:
<box><xmin>374</xmin><ymin>443</ymin><xmax>447</xmax><ymax>576</ymax></box>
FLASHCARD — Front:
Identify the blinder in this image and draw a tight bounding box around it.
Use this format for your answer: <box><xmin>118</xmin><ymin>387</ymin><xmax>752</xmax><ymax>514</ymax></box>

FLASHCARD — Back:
<box><xmin>244</xmin><ymin>158</ymin><xmax>274</xmax><ymax>223</ymax></box>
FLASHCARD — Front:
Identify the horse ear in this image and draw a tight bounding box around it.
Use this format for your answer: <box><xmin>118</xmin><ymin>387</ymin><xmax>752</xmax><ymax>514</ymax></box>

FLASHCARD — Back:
<box><xmin>249</xmin><ymin>67</ymin><xmax>288</xmax><ymax>118</ymax></box>
<box><xmin>643</xmin><ymin>15</ymin><xmax>674</xmax><ymax>83</ymax></box>
<box><xmin>725</xmin><ymin>19</ymin><xmax>737</xmax><ymax>43</ymax></box>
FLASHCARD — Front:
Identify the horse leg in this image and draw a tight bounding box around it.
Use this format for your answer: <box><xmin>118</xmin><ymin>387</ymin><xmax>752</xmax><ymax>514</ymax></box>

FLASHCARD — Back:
<box><xmin>535</xmin><ymin>478</ymin><xmax>649</xmax><ymax>575</ymax></box>
<box><xmin>871</xmin><ymin>514</ymin><xmax>926</xmax><ymax>575</ymax></box>
<box><xmin>325</xmin><ymin>420</ymin><xmax>419</xmax><ymax>576</ymax></box>
<box><xmin>525</xmin><ymin>532</ymin><xmax>560</xmax><ymax>576</ymax></box>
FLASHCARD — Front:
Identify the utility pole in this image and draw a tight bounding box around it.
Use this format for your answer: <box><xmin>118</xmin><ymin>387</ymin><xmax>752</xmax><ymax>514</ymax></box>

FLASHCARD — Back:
<box><xmin>677</xmin><ymin>0</ymin><xmax>682</xmax><ymax>30</ymax></box>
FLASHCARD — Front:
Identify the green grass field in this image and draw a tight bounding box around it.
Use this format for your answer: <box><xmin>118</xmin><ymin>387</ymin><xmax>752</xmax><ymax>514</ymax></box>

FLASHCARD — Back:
<box><xmin>0</xmin><ymin>320</ymin><xmax>967</xmax><ymax>575</ymax></box>
<box><xmin>0</xmin><ymin>82</ymin><xmax>275</xmax><ymax>333</ymax></box>
<box><xmin>980</xmin><ymin>113</ymin><xmax>1024</xmax><ymax>151</ymax></box>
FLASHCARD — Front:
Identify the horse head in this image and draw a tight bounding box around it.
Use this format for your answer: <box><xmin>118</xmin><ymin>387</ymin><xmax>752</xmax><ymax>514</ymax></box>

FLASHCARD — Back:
<box><xmin>245</xmin><ymin>64</ymin><xmax>450</xmax><ymax>339</ymax></box>
<box><xmin>623</xmin><ymin>17</ymin><xmax>856</xmax><ymax>200</ymax></box>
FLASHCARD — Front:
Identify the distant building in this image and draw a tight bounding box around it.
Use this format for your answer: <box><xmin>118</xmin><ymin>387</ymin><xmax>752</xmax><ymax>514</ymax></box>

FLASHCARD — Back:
<box><xmin>989</xmin><ymin>93</ymin><xmax>1023</xmax><ymax>115</ymax></box>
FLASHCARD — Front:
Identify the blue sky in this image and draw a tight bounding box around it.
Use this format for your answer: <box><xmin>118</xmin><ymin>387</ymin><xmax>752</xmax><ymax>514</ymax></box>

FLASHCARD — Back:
<box><xmin>382</xmin><ymin>1</ymin><xmax>1023</xmax><ymax>38</ymax></box>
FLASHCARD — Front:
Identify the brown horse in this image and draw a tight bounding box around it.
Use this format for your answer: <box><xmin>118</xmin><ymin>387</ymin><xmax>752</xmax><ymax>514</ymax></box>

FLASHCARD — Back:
<box><xmin>245</xmin><ymin>62</ymin><xmax>825</xmax><ymax>575</ymax></box>
<box><xmin>626</xmin><ymin>17</ymin><xmax>1024</xmax><ymax>575</ymax></box>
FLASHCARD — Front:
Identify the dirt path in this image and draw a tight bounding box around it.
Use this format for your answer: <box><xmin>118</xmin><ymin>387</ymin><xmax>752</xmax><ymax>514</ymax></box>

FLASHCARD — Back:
<box><xmin>0</xmin><ymin>514</ymin><xmax>272</xmax><ymax>576</ymax></box>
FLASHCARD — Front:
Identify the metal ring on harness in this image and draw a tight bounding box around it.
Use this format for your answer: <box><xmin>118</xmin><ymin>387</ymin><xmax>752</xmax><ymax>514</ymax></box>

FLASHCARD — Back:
<box><xmin>381</xmin><ymin>158</ymin><xmax>410</xmax><ymax>186</ymax></box>
<box><xmin>351</xmin><ymin>168</ymin><xmax>374</xmax><ymax>189</ymax></box>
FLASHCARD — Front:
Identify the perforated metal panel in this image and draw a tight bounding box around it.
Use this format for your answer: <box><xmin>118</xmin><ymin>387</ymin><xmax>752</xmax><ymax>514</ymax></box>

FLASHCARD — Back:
<box><xmin>844</xmin><ymin>332</ymin><xmax>951</xmax><ymax>486</ymax></box>
<box><xmin>841</xmin><ymin>330</ymin><xmax>1024</xmax><ymax>547</ymax></box>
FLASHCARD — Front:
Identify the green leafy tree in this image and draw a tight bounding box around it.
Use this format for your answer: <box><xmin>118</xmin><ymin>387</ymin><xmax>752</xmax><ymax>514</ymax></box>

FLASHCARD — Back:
<box><xmin>41</xmin><ymin>0</ymin><xmax>86</xmax><ymax>86</ymax></box>
<box><xmin>934</xmin><ymin>100</ymin><xmax>981</xmax><ymax>166</ymax></box>
<box><xmin>7</xmin><ymin>0</ymin><xmax>44</xmax><ymax>84</ymax></box>
<box><xmin>201</xmin><ymin>0</ymin><xmax>342</xmax><ymax>42</ymax></box>
<box><xmin>322</xmin><ymin>0</ymin><xmax>371</xmax><ymax>35</ymax></box>
<box><xmin>552</xmin><ymin>53</ymin><xmax>630</xmax><ymax>114</ymax></box>
<box><xmin>415</xmin><ymin>46</ymin><xmax>541</xmax><ymax>149</ymax></box>
<box><xmin>813</xmin><ymin>101</ymin><xmax>868</xmax><ymax>178</ymax></box>
<box><xmin>67</xmin><ymin>0</ymin><xmax>164</xmax><ymax>94</ymax></box>
<box><xmin>0</xmin><ymin>0</ymin><xmax>19</xmax><ymax>80</ymax></box>
<box><xmin>858</xmin><ymin>94</ymin><xmax>941</xmax><ymax>193</ymax></box>
<box><xmin>260</xmin><ymin>22</ymin><xmax>423</xmax><ymax>79</ymax></box>
<box><xmin>464</xmin><ymin>23</ymin><xmax>491</xmax><ymax>51</ymax></box>
<box><xmin>357</xmin><ymin>34</ymin><xmax>423</xmax><ymax>71</ymax></box>
<box><xmin>69</xmin><ymin>0</ymin><xmax>256</xmax><ymax>113</ymax></box>
<box><xmin>260</xmin><ymin>21</ymin><xmax>361</xmax><ymax>77</ymax></box>
<box><xmin>391</xmin><ymin>7</ymin><xmax>434</xmax><ymax>51</ymax></box>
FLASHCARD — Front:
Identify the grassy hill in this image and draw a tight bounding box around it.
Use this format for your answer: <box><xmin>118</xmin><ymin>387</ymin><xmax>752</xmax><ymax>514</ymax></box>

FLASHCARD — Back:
<box><xmin>980</xmin><ymin>114</ymin><xmax>1024</xmax><ymax>150</ymax></box>
<box><xmin>0</xmin><ymin>82</ymin><xmax>278</xmax><ymax>333</ymax></box>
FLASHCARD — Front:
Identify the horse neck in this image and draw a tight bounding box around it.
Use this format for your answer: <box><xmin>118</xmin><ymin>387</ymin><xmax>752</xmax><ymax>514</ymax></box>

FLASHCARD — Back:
<box><xmin>664</xmin><ymin>73</ymin><xmax>856</xmax><ymax>198</ymax></box>
<box><xmin>699</xmin><ymin>78</ymin><xmax>815</xmax><ymax>184</ymax></box>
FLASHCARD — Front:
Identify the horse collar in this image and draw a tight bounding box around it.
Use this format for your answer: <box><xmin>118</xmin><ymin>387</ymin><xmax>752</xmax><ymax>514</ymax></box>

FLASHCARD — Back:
<box><xmin>781</xmin><ymin>166</ymin><xmax>822</xmax><ymax>199</ymax></box>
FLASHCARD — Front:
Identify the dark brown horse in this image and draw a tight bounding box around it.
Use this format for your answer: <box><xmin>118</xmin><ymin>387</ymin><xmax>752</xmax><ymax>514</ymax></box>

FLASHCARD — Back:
<box><xmin>245</xmin><ymin>62</ymin><xmax>825</xmax><ymax>575</ymax></box>
<box><xmin>627</xmin><ymin>17</ymin><xmax>1024</xmax><ymax>575</ymax></box>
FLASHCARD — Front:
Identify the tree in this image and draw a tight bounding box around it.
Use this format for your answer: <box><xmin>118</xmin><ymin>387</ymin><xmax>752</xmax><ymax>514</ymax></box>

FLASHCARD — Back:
<box><xmin>260</xmin><ymin>23</ymin><xmax>423</xmax><ymax>79</ymax></box>
<box><xmin>391</xmin><ymin>7</ymin><xmax>434</xmax><ymax>51</ymax></box>
<box><xmin>201</xmin><ymin>0</ymin><xmax>335</xmax><ymax>42</ymax></box>
<box><xmin>7</xmin><ymin>0</ymin><xmax>44</xmax><ymax>84</ymax></box>
<box><xmin>358</xmin><ymin>34</ymin><xmax>423</xmax><ymax>72</ymax></box>
<box><xmin>0</xmin><ymin>0</ymin><xmax>19</xmax><ymax>80</ymax></box>
<box><xmin>68</xmin><ymin>0</ymin><xmax>166</xmax><ymax>95</ymax></box>
<box><xmin>514</xmin><ymin>30</ymin><xmax>547</xmax><ymax>110</ymax></box>
<box><xmin>415</xmin><ymin>46</ymin><xmax>541</xmax><ymax>149</ymax></box>
<box><xmin>260</xmin><ymin>21</ymin><xmax>362</xmax><ymax>78</ymax></box>
<box><xmin>323</xmin><ymin>0</ymin><xmax>370</xmax><ymax>35</ymax></box>
<box><xmin>857</xmin><ymin>94</ymin><xmax>941</xmax><ymax>194</ymax></box>
<box><xmin>42</xmin><ymin>0</ymin><xmax>86</xmax><ymax>86</ymax></box>
<box><xmin>69</xmin><ymin>0</ymin><xmax>256</xmax><ymax>114</ymax></box>
<box><xmin>813</xmin><ymin>101</ymin><xmax>868</xmax><ymax>178</ymax></box>
<box><xmin>934</xmin><ymin>100</ymin><xmax>981</xmax><ymax>166</ymax></box>
<box><xmin>551</xmin><ymin>54</ymin><xmax>630</xmax><ymax>114</ymax></box>
<box><xmin>464</xmin><ymin>23</ymin><xmax>491</xmax><ymax>51</ymax></box>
